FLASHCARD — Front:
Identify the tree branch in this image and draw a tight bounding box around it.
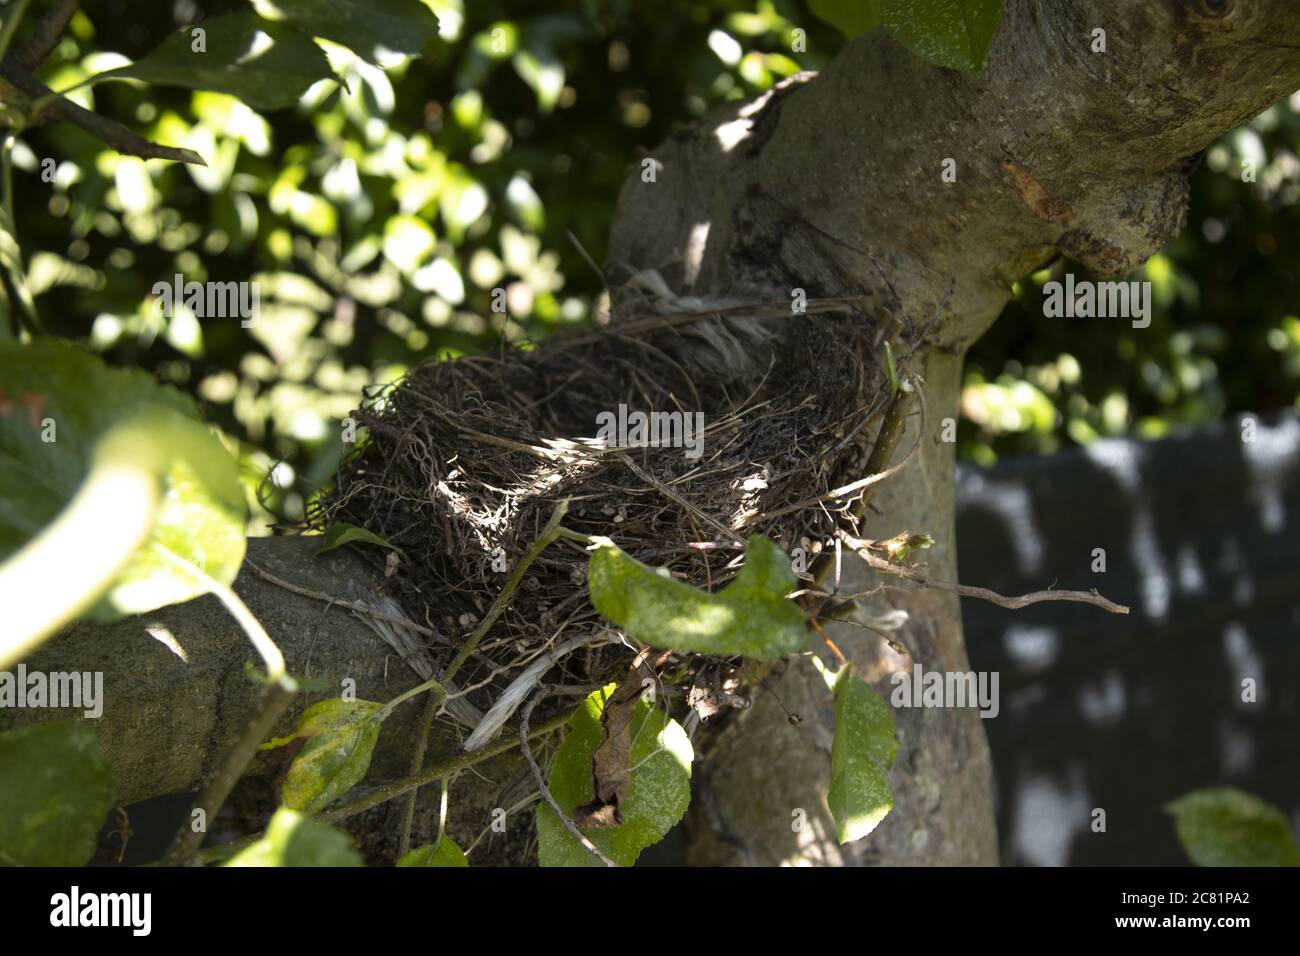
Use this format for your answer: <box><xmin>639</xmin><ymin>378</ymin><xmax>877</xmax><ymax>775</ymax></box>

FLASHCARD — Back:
<box><xmin>8</xmin><ymin>0</ymin><xmax>77</xmax><ymax>70</ymax></box>
<box><xmin>0</xmin><ymin>60</ymin><xmax>205</xmax><ymax>165</ymax></box>
<box><xmin>839</xmin><ymin>531</ymin><xmax>1130</xmax><ymax>615</ymax></box>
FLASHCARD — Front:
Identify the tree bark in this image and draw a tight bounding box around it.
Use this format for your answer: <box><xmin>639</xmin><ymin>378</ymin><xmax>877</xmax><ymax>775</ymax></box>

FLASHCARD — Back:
<box><xmin>605</xmin><ymin>0</ymin><xmax>1300</xmax><ymax>864</ymax></box>
<box><xmin>8</xmin><ymin>0</ymin><xmax>1300</xmax><ymax>866</ymax></box>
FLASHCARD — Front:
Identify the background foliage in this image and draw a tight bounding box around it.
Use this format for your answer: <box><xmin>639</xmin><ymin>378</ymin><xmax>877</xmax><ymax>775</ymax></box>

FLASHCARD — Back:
<box><xmin>10</xmin><ymin>0</ymin><xmax>1299</xmax><ymax>530</ymax></box>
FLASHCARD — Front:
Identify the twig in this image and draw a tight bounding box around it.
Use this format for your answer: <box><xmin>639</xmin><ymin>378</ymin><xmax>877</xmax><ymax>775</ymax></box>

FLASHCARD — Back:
<box><xmin>394</xmin><ymin>498</ymin><xmax>575</xmax><ymax>850</ymax></box>
<box><xmin>443</xmin><ymin>498</ymin><xmax>573</xmax><ymax>683</ymax></box>
<box><xmin>156</xmin><ymin>545</ymin><xmax>297</xmax><ymax>865</ymax></box>
<box><xmin>162</xmin><ymin>681</ymin><xmax>296</xmax><ymax>866</ymax></box>
<box><xmin>757</xmin><ymin>387</ymin><xmax>918</xmax><ymax>526</ymax></box>
<box><xmin>854</xmin><ymin>378</ymin><xmax>918</xmax><ymax>519</ymax></box>
<box><xmin>0</xmin><ymin>0</ymin><xmax>34</xmax><ymax>66</ymax></box>
<box><xmin>0</xmin><ymin>60</ymin><xmax>205</xmax><ymax>165</ymax></box>
<box><xmin>246</xmin><ymin>561</ymin><xmax>440</xmax><ymax>638</ymax></box>
<box><xmin>461</xmin><ymin>632</ymin><xmax>613</xmax><ymax>752</ymax></box>
<box><xmin>619</xmin><ymin>454</ymin><xmax>744</xmax><ymax>545</ymax></box>
<box><xmin>0</xmin><ymin>130</ymin><xmax>40</xmax><ymax>334</ymax></box>
<box><xmin>518</xmin><ymin>689</ymin><xmax>617</xmax><ymax>867</ymax></box>
<box><xmin>838</xmin><ymin>531</ymin><xmax>1130</xmax><ymax>615</ymax></box>
<box><xmin>8</xmin><ymin>0</ymin><xmax>76</xmax><ymax>69</ymax></box>
<box><xmin>396</xmin><ymin>687</ymin><xmax>441</xmax><ymax>857</ymax></box>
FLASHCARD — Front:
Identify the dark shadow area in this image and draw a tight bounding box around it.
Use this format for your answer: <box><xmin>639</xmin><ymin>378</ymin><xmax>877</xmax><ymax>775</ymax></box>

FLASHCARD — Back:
<box><xmin>959</xmin><ymin>411</ymin><xmax>1300</xmax><ymax>865</ymax></box>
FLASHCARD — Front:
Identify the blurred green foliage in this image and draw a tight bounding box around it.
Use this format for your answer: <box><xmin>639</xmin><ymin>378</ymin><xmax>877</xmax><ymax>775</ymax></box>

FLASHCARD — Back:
<box><xmin>963</xmin><ymin>107</ymin><xmax>1300</xmax><ymax>464</ymax></box>
<box><xmin>8</xmin><ymin>0</ymin><xmax>1299</xmax><ymax>529</ymax></box>
<box><xmin>12</xmin><ymin>0</ymin><xmax>832</xmax><ymax>530</ymax></box>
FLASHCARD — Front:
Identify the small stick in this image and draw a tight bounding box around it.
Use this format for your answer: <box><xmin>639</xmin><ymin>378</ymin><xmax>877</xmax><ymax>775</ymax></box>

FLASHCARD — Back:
<box><xmin>518</xmin><ymin>689</ymin><xmax>617</xmax><ymax>867</ymax></box>
<box><xmin>246</xmin><ymin>562</ymin><xmax>440</xmax><ymax>638</ymax></box>
<box><xmin>162</xmin><ymin>681</ymin><xmax>296</xmax><ymax>866</ymax></box>
<box><xmin>8</xmin><ymin>0</ymin><xmax>76</xmax><ymax>69</ymax></box>
<box><xmin>839</xmin><ymin>531</ymin><xmax>1130</xmax><ymax>615</ymax></box>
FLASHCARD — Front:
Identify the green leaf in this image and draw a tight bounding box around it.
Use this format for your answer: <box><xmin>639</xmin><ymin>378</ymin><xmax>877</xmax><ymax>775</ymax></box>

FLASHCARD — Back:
<box><xmin>225</xmin><ymin>807</ymin><xmax>364</xmax><ymax>866</ymax></box>
<box><xmin>826</xmin><ymin>664</ymin><xmax>898</xmax><ymax>844</ymax></box>
<box><xmin>102</xmin><ymin>13</ymin><xmax>334</xmax><ymax>112</ymax></box>
<box><xmin>269</xmin><ymin>699</ymin><xmax>384</xmax><ymax>814</ymax></box>
<box><xmin>0</xmin><ymin>340</ymin><xmax>246</xmax><ymax>621</ymax></box>
<box><xmin>808</xmin><ymin>0</ymin><xmax>882</xmax><ymax>39</ymax></box>
<box><xmin>0</xmin><ymin>722</ymin><xmax>112</xmax><ymax>866</ymax></box>
<box><xmin>512</xmin><ymin>46</ymin><xmax>564</xmax><ymax>113</ymax></box>
<box><xmin>588</xmin><ymin>535</ymin><xmax>808</xmax><ymax>661</ymax></box>
<box><xmin>251</xmin><ymin>0</ymin><xmax>441</xmax><ymax>64</ymax></box>
<box><xmin>537</xmin><ymin>686</ymin><xmax>692</xmax><ymax>867</ymax></box>
<box><xmin>1166</xmin><ymin>788</ymin><xmax>1300</xmax><ymax>867</ymax></box>
<box><xmin>397</xmin><ymin>839</ymin><xmax>469</xmax><ymax>867</ymax></box>
<box><xmin>318</xmin><ymin>522</ymin><xmax>399</xmax><ymax>555</ymax></box>
<box><xmin>881</xmin><ymin>0</ymin><xmax>1004</xmax><ymax>74</ymax></box>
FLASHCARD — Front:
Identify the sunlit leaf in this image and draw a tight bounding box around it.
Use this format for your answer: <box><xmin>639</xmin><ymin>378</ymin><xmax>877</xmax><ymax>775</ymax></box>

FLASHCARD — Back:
<box><xmin>251</xmin><ymin>0</ymin><xmax>440</xmax><ymax>64</ymax></box>
<box><xmin>397</xmin><ymin>839</ymin><xmax>469</xmax><ymax>867</ymax></box>
<box><xmin>513</xmin><ymin>47</ymin><xmax>564</xmax><ymax>113</ymax></box>
<box><xmin>266</xmin><ymin>698</ymin><xmax>385</xmax><ymax>814</ymax></box>
<box><xmin>0</xmin><ymin>340</ymin><xmax>246</xmax><ymax>620</ymax></box>
<box><xmin>318</xmin><ymin>522</ymin><xmax>399</xmax><ymax>554</ymax></box>
<box><xmin>825</xmin><ymin>664</ymin><xmax>898</xmax><ymax>844</ymax></box>
<box><xmin>588</xmin><ymin>535</ymin><xmax>808</xmax><ymax>660</ymax></box>
<box><xmin>383</xmin><ymin>214</ymin><xmax>437</xmax><ymax>274</ymax></box>
<box><xmin>225</xmin><ymin>807</ymin><xmax>364</xmax><ymax>866</ymax></box>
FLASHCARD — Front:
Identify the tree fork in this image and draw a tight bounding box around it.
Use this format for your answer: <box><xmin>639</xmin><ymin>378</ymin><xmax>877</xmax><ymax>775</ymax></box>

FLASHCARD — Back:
<box><xmin>7</xmin><ymin>0</ymin><xmax>1300</xmax><ymax>867</ymax></box>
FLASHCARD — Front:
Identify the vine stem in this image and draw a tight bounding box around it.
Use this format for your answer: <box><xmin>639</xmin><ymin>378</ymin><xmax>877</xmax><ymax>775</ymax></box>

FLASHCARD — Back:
<box><xmin>193</xmin><ymin>704</ymin><xmax>579</xmax><ymax>864</ymax></box>
<box><xmin>394</xmin><ymin>497</ymin><xmax>577</xmax><ymax>852</ymax></box>
<box><xmin>1</xmin><ymin>130</ymin><xmax>42</xmax><ymax>336</ymax></box>
<box><xmin>518</xmin><ymin>689</ymin><xmax>617</xmax><ymax>867</ymax></box>
<box><xmin>0</xmin><ymin>0</ymin><xmax>41</xmax><ymax>337</ymax></box>
<box><xmin>155</xmin><ymin>545</ymin><xmax>296</xmax><ymax>865</ymax></box>
<box><xmin>162</xmin><ymin>681</ymin><xmax>296</xmax><ymax>866</ymax></box>
<box><xmin>154</xmin><ymin>544</ymin><xmax>290</xmax><ymax>684</ymax></box>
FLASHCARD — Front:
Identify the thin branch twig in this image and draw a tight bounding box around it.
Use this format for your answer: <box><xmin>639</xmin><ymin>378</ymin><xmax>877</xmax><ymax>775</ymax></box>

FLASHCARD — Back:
<box><xmin>839</xmin><ymin>531</ymin><xmax>1130</xmax><ymax>615</ymax></box>
<box><xmin>518</xmin><ymin>689</ymin><xmax>617</xmax><ymax>867</ymax></box>
<box><xmin>8</xmin><ymin>0</ymin><xmax>77</xmax><ymax>69</ymax></box>
<box><xmin>395</xmin><ymin>498</ymin><xmax>575</xmax><ymax>850</ymax></box>
<box><xmin>162</xmin><ymin>681</ymin><xmax>296</xmax><ymax>866</ymax></box>
<box><xmin>0</xmin><ymin>61</ymin><xmax>205</xmax><ymax>165</ymax></box>
<box><xmin>246</xmin><ymin>561</ymin><xmax>440</xmax><ymax>638</ymax></box>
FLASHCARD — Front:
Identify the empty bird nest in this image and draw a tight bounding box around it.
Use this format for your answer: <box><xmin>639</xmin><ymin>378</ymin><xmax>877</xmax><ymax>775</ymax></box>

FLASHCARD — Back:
<box><xmin>308</xmin><ymin>273</ymin><xmax>923</xmax><ymax>749</ymax></box>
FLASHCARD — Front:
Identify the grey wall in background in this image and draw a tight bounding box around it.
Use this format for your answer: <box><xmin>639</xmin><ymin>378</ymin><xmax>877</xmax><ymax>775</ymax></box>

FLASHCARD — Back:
<box><xmin>958</xmin><ymin>412</ymin><xmax>1300</xmax><ymax>866</ymax></box>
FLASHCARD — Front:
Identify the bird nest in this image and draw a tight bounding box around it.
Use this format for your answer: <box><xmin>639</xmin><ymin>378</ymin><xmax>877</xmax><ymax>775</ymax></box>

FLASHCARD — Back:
<box><xmin>310</xmin><ymin>280</ymin><xmax>919</xmax><ymax>742</ymax></box>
